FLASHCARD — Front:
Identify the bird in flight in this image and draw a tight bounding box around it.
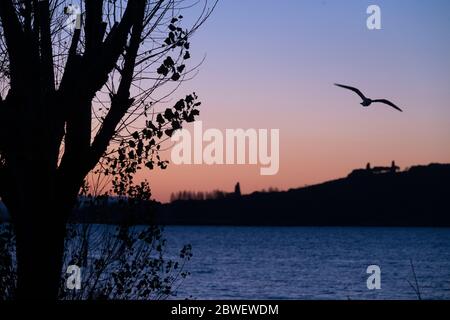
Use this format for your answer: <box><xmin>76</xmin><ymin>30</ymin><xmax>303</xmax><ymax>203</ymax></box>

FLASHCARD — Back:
<box><xmin>334</xmin><ymin>83</ymin><xmax>403</xmax><ymax>112</ymax></box>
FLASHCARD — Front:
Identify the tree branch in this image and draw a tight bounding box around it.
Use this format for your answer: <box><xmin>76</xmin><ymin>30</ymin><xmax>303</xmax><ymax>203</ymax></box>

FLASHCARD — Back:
<box><xmin>38</xmin><ymin>0</ymin><xmax>55</xmax><ymax>92</ymax></box>
<box><xmin>0</xmin><ymin>0</ymin><xmax>27</xmax><ymax>91</ymax></box>
<box><xmin>85</xmin><ymin>0</ymin><xmax>105</xmax><ymax>56</ymax></box>
<box><xmin>89</xmin><ymin>0</ymin><xmax>147</xmax><ymax>170</ymax></box>
<box><xmin>57</xmin><ymin>0</ymin><xmax>147</xmax><ymax>195</ymax></box>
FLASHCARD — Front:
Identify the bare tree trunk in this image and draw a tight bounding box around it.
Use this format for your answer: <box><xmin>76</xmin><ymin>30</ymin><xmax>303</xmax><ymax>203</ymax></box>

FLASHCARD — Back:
<box><xmin>14</xmin><ymin>209</ymin><xmax>66</xmax><ymax>300</ymax></box>
<box><xmin>9</xmin><ymin>177</ymin><xmax>81</xmax><ymax>299</ymax></box>
<box><xmin>3</xmin><ymin>128</ymin><xmax>82</xmax><ymax>299</ymax></box>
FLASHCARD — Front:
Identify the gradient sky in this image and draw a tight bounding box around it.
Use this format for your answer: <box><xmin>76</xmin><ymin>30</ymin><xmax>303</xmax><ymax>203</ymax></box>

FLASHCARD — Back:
<box><xmin>139</xmin><ymin>0</ymin><xmax>450</xmax><ymax>202</ymax></box>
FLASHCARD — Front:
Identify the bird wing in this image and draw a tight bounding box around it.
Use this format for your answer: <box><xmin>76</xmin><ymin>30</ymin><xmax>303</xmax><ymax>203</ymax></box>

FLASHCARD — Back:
<box><xmin>372</xmin><ymin>99</ymin><xmax>403</xmax><ymax>112</ymax></box>
<box><xmin>334</xmin><ymin>83</ymin><xmax>367</xmax><ymax>100</ymax></box>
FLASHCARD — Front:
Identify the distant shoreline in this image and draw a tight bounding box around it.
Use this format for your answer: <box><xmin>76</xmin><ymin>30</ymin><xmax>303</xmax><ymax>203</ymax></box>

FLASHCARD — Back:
<box><xmin>2</xmin><ymin>163</ymin><xmax>450</xmax><ymax>227</ymax></box>
<box><xmin>154</xmin><ymin>163</ymin><xmax>450</xmax><ymax>227</ymax></box>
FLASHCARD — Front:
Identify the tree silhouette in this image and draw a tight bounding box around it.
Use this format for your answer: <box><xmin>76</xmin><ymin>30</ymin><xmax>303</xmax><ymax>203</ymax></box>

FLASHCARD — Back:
<box><xmin>0</xmin><ymin>0</ymin><xmax>215</xmax><ymax>299</ymax></box>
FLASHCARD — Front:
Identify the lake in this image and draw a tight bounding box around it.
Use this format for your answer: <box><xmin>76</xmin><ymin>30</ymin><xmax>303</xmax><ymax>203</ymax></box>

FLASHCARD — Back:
<box><xmin>162</xmin><ymin>226</ymin><xmax>450</xmax><ymax>300</ymax></box>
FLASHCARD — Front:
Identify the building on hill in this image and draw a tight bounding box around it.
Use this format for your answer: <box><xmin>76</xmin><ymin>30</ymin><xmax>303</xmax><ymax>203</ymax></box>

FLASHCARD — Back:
<box><xmin>234</xmin><ymin>182</ymin><xmax>241</xmax><ymax>197</ymax></box>
<box><xmin>390</xmin><ymin>161</ymin><xmax>400</xmax><ymax>173</ymax></box>
<box><xmin>348</xmin><ymin>161</ymin><xmax>401</xmax><ymax>178</ymax></box>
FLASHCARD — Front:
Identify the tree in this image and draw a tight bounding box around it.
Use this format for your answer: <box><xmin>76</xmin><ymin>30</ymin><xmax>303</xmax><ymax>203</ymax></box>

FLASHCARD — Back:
<box><xmin>0</xmin><ymin>0</ymin><xmax>215</xmax><ymax>299</ymax></box>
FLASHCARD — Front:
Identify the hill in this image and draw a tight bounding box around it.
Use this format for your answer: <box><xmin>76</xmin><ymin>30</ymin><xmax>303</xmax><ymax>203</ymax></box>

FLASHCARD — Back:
<box><xmin>2</xmin><ymin>163</ymin><xmax>449</xmax><ymax>226</ymax></box>
<box><xmin>155</xmin><ymin>163</ymin><xmax>450</xmax><ymax>226</ymax></box>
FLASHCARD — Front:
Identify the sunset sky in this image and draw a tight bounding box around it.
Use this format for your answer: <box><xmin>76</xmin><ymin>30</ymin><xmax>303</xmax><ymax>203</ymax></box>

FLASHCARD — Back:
<box><xmin>140</xmin><ymin>0</ymin><xmax>450</xmax><ymax>202</ymax></box>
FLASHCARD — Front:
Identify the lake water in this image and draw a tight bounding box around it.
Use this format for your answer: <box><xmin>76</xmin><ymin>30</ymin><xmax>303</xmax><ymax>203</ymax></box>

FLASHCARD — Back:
<box><xmin>162</xmin><ymin>226</ymin><xmax>450</xmax><ymax>300</ymax></box>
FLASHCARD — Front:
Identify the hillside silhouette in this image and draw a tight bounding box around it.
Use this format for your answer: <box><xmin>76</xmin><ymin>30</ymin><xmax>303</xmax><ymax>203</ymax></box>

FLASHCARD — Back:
<box><xmin>156</xmin><ymin>162</ymin><xmax>450</xmax><ymax>227</ymax></box>
<box><xmin>2</xmin><ymin>162</ymin><xmax>449</xmax><ymax>226</ymax></box>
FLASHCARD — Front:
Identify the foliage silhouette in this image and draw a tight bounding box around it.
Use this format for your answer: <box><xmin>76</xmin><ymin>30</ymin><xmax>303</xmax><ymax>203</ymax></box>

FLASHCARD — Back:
<box><xmin>0</xmin><ymin>222</ymin><xmax>192</xmax><ymax>300</ymax></box>
<box><xmin>0</xmin><ymin>0</ymin><xmax>215</xmax><ymax>299</ymax></box>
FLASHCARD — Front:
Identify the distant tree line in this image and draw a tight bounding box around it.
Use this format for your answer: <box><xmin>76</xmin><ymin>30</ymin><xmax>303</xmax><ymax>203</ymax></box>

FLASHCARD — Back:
<box><xmin>170</xmin><ymin>190</ymin><xmax>228</xmax><ymax>202</ymax></box>
<box><xmin>169</xmin><ymin>183</ymin><xmax>281</xmax><ymax>202</ymax></box>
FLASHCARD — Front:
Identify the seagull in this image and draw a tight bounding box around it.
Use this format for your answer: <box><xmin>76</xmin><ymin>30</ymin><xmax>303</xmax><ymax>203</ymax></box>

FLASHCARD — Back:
<box><xmin>334</xmin><ymin>83</ymin><xmax>403</xmax><ymax>112</ymax></box>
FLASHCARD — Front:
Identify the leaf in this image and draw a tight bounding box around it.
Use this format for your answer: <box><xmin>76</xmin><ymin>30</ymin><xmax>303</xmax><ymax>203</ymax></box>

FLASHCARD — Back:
<box><xmin>147</xmin><ymin>121</ymin><xmax>157</xmax><ymax>131</ymax></box>
<box><xmin>157</xmin><ymin>64</ymin><xmax>169</xmax><ymax>76</ymax></box>
<box><xmin>174</xmin><ymin>99</ymin><xmax>185</xmax><ymax>111</ymax></box>
<box><xmin>185</xmin><ymin>94</ymin><xmax>194</xmax><ymax>104</ymax></box>
<box><xmin>159</xmin><ymin>161</ymin><xmax>168</xmax><ymax>170</ymax></box>
<box><xmin>186</xmin><ymin>109</ymin><xmax>199</xmax><ymax>122</ymax></box>
<box><xmin>156</xmin><ymin>114</ymin><xmax>165</xmax><ymax>124</ymax></box>
<box><xmin>171</xmin><ymin>120</ymin><xmax>181</xmax><ymax>130</ymax></box>
<box><xmin>177</xmin><ymin>65</ymin><xmax>185</xmax><ymax>73</ymax></box>
<box><xmin>169</xmin><ymin>32</ymin><xmax>175</xmax><ymax>42</ymax></box>
<box><xmin>164</xmin><ymin>37</ymin><xmax>172</xmax><ymax>46</ymax></box>
<box><xmin>164</xmin><ymin>108</ymin><xmax>175</xmax><ymax>121</ymax></box>
<box><xmin>165</xmin><ymin>129</ymin><xmax>175</xmax><ymax>137</ymax></box>
<box><xmin>145</xmin><ymin>161</ymin><xmax>154</xmax><ymax>170</ymax></box>
<box><xmin>171</xmin><ymin>72</ymin><xmax>180</xmax><ymax>81</ymax></box>
<box><xmin>186</xmin><ymin>114</ymin><xmax>195</xmax><ymax>122</ymax></box>
<box><xmin>164</xmin><ymin>56</ymin><xmax>175</xmax><ymax>67</ymax></box>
